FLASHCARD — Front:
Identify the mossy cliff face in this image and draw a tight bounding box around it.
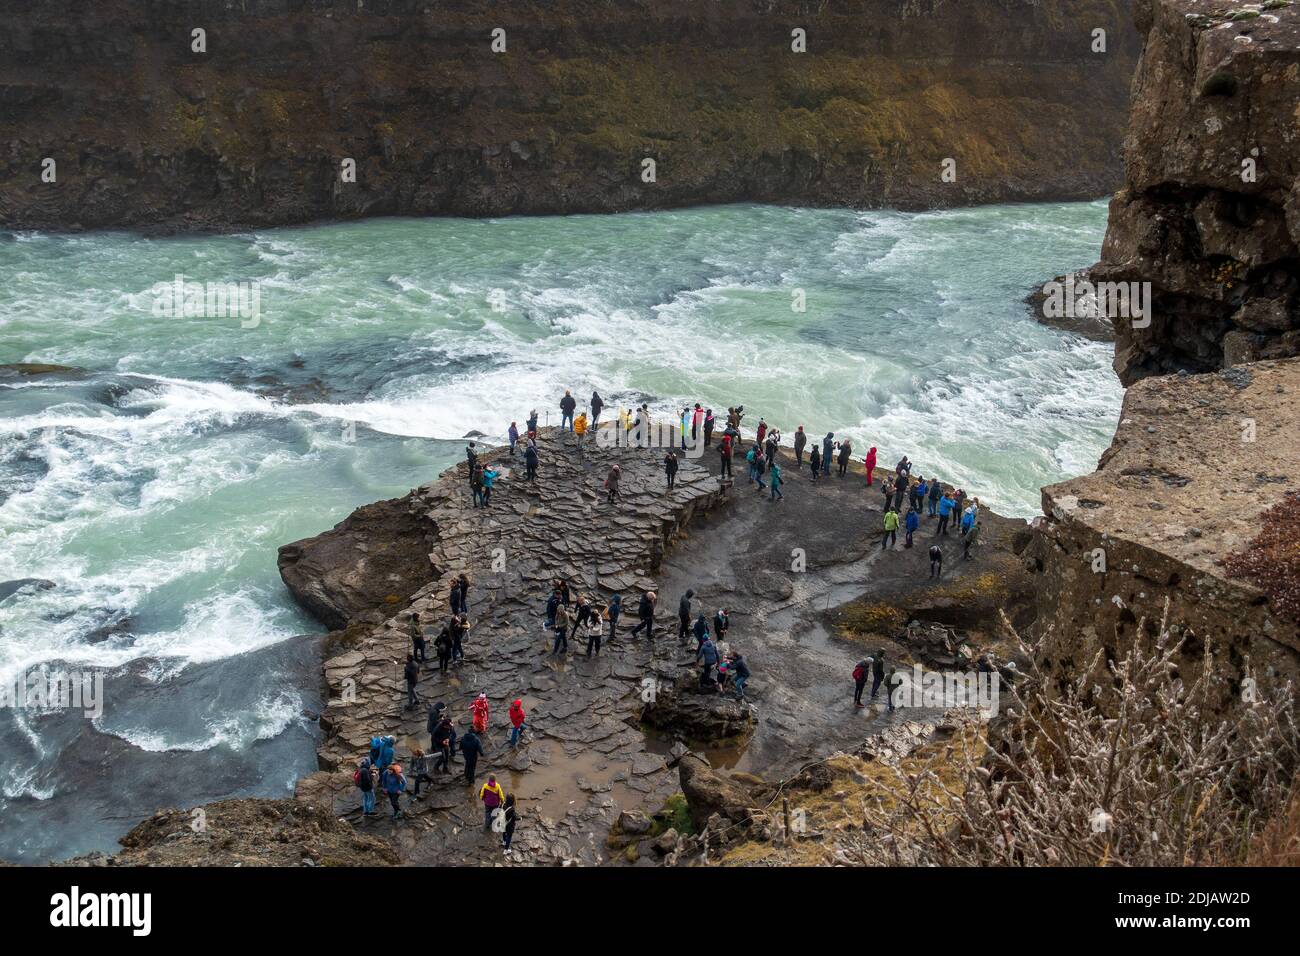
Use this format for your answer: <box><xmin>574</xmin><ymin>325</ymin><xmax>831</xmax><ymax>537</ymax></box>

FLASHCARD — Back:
<box><xmin>1097</xmin><ymin>0</ymin><xmax>1300</xmax><ymax>385</ymax></box>
<box><xmin>0</xmin><ymin>0</ymin><xmax>1137</xmax><ymax>230</ymax></box>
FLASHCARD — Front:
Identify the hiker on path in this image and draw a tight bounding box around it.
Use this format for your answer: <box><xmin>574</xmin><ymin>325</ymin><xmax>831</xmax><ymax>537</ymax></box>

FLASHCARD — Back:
<box><xmin>729</xmin><ymin>649</ymin><xmax>750</xmax><ymax>700</ymax></box>
<box><xmin>574</xmin><ymin>411</ymin><xmax>588</xmax><ymax>446</ymax></box>
<box><xmin>355</xmin><ymin>757</ymin><xmax>376</xmax><ymax>816</ymax></box>
<box><xmin>480</xmin><ymin>775</ymin><xmax>505</xmax><ymax>831</ymax></box>
<box><xmin>525</xmin><ymin>441</ymin><xmax>539</xmax><ymax>482</ymax></box>
<box><xmin>500</xmin><ymin>794</ymin><xmax>518</xmax><ymax>850</ymax></box>
<box><xmin>911</xmin><ymin>476</ymin><xmax>926</xmax><ymax>513</ymax></box>
<box><xmin>838</xmin><ymin>439</ymin><xmax>852</xmax><ymax>478</ymax></box>
<box><xmin>435</xmin><ymin>623</ymin><xmax>453</xmax><ymax>673</ymax></box>
<box><xmin>698</xmin><ymin>636</ymin><xmax>720</xmax><ymax>690</ymax></box>
<box><xmin>929</xmin><ymin>544</ymin><xmax>944</xmax><ymax>578</ymax></box>
<box><xmin>590</xmin><ymin>390</ymin><xmax>604</xmax><ymax>426</ymax></box>
<box><xmin>871</xmin><ymin>652</ymin><xmax>886</xmax><ymax>700</ymax></box>
<box><xmin>508</xmin><ymin>421</ymin><xmax>520</xmax><ymax>455</ymax></box>
<box><xmin>794</xmin><ymin>426</ymin><xmax>807</xmax><ymax>469</ymax></box>
<box><xmin>449</xmin><ymin>613</ymin><xmax>468</xmax><ymax>663</ymax></box>
<box><xmin>380</xmin><ymin>762</ymin><xmax>406</xmax><ymax>820</ymax></box>
<box><xmin>459</xmin><ymin>727</ymin><xmax>485</xmax><ymax>783</ymax></box>
<box><xmin>607</xmin><ymin>594</ymin><xmax>622</xmax><ymax>640</ymax></box>
<box><xmin>961</xmin><ymin>501</ymin><xmax>978</xmax><ymax>536</ymax></box>
<box><xmin>509</xmin><ymin>699</ymin><xmax>527</xmax><ymax>746</ymax></box>
<box><xmin>481</xmin><ymin>464</ymin><xmax>499</xmax><ymax>507</ymax></box>
<box><xmin>664</xmin><ymin>450</ymin><xmax>679</xmax><ymax>490</ymax></box>
<box><xmin>719</xmin><ymin>433</ymin><xmax>733</xmax><ymax>479</ymax></box>
<box><xmin>552</xmin><ymin>604</ymin><xmax>571</xmax><ymax>655</ymax></box>
<box><xmin>882</xmin><ymin>507</ymin><xmax>899</xmax><ymax>550</ymax></box>
<box><xmin>713</xmin><ymin>608</ymin><xmax>729</xmax><ymax>643</ymax></box>
<box><xmin>769</xmin><ymin>462</ymin><xmax>784</xmax><ymax>501</ymax></box>
<box><xmin>928</xmin><ymin>478</ymin><xmax>943</xmax><ymax>516</ymax></box>
<box><xmin>404</xmin><ymin>653</ymin><xmax>420</xmax><ymax>710</ymax></box>
<box><xmin>937</xmin><ymin>492</ymin><xmax>956</xmax><ymax>535</ymax></box>
<box><xmin>893</xmin><ymin>476</ymin><xmax>908</xmax><ymax>513</ymax></box>
<box><xmin>904</xmin><ymin>508</ymin><xmax>920</xmax><ymax>548</ymax></box>
<box><xmin>410</xmin><ymin>749</ymin><xmax>434</xmax><ymax>800</ymax></box>
<box><xmin>853</xmin><ymin>659</ymin><xmax>869</xmax><ymax>708</ymax></box>
<box><xmin>963</xmin><ymin>521</ymin><xmax>983</xmax><ymax>560</ymax></box>
<box><xmin>470</xmin><ymin>692</ymin><xmax>490</xmax><ymax>735</ymax></box>
<box><xmin>560</xmin><ymin>390</ymin><xmax>577</xmax><ymax>431</ymax></box>
<box><xmin>821</xmin><ymin>433</ymin><xmax>834</xmax><ymax>477</ymax></box>
<box><xmin>605</xmin><ymin>464</ymin><xmax>621</xmax><ymax>504</ymax></box>
<box><xmin>677</xmin><ymin>589</ymin><xmax>695</xmax><ymax>644</ymax></box>
<box><xmin>409</xmin><ymin>614</ymin><xmax>427</xmax><ymax>665</ymax></box>
<box><xmin>808</xmin><ymin>444</ymin><xmax>821</xmax><ymax>480</ymax></box>
<box><xmin>631</xmin><ymin>590</ymin><xmax>657</xmax><ymax>639</ymax></box>
<box><xmin>431</xmin><ymin>717</ymin><xmax>455</xmax><ymax>773</ymax></box>
<box><xmin>584</xmin><ymin>610</ymin><xmax>604</xmax><ymax>657</ymax></box>
<box><xmin>864</xmin><ymin>446</ymin><xmax>877</xmax><ymax>486</ymax></box>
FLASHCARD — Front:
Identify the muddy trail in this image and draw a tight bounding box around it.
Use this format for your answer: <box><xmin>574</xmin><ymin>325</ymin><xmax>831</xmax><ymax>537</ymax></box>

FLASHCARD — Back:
<box><xmin>283</xmin><ymin>425</ymin><xmax>1033</xmax><ymax>865</ymax></box>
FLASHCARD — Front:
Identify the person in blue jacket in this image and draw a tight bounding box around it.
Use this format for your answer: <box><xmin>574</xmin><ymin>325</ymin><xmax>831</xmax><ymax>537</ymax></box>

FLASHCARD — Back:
<box><xmin>698</xmin><ymin>637</ymin><xmax>720</xmax><ymax>690</ymax></box>
<box><xmin>769</xmin><ymin>463</ymin><xmax>784</xmax><ymax>501</ymax></box>
<box><xmin>905</xmin><ymin>507</ymin><xmax>920</xmax><ymax>548</ymax></box>
<box><xmin>607</xmin><ymin>594</ymin><xmax>622</xmax><ymax>641</ymax></box>
<box><xmin>376</xmin><ymin>735</ymin><xmax>396</xmax><ymax>775</ymax></box>
<box><xmin>380</xmin><ymin>762</ymin><xmax>406</xmax><ymax>820</ymax></box>
<box><xmin>481</xmin><ymin>465</ymin><xmax>499</xmax><ymax>508</ymax></box>
<box><xmin>937</xmin><ymin>493</ymin><xmax>956</xmax><ymax>536</ymax></box>
<box><xmin>355</xmin><ymin>757</ymin><xmax>375</xmax><ymax>816</ymax></box>
<box><xmin>507</xmin><ymin>421</ymin><xmax>519</xmax><ymax>455</ymax></box>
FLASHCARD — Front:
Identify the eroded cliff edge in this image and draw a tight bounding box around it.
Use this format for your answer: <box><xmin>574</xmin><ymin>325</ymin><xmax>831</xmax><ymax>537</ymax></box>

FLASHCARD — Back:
<box><xmin>1099</xmin><ymin>0</ymin><xmax>1300</xmax><ymax>384</ymax></box>
<box><xmin>0</xmin><ymin>0</ymin><xmax>1138</xmax><ymax>230</ymax></box>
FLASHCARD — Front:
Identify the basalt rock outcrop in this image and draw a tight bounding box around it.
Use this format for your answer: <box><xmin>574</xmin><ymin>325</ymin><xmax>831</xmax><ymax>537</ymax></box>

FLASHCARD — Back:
<box><xmin>0</xmin><ymin>0</ymin><xmax>1139</xmax><ymax>230</ymax></box>
<box><xmin>1027</xmin><ymin>358</ymin><xmax>1300</xmax><ymax>714</ymax></box>
<box><xmin>1096</xmin><ymin>0</ymin><xmax>1300</xmax><ymax>384</ymax></box>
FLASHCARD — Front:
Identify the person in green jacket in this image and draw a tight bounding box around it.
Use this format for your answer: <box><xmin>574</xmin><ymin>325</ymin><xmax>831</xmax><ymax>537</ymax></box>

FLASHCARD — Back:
<box><xmin>769</xmin><ymin>463</ymin><xmax>784</xmax><ymax>502</ymax></box>
<box><xmin>882</xmin><ymin>508</ymin><xmax>899</xmax><ymax>550</ymax></box>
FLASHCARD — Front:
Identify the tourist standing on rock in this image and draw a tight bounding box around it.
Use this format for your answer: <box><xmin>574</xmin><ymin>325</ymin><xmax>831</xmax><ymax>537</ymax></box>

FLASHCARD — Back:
<box><xmin>556</xmin><ymin>578</ymin><xmax>571</xmax><ymax>607</ymax></box>
<box><xmin>882</xmin><ymin>507</ymin><xmax>899</xmax><ymax>550</ymax></box>
<box><xmin>961</xmin><ymin>499</ymin><xmax>978</xmax><ymax>535</ymax></box>
<box><xmin>435</xmin><ymin>623</ymin><xmax>453</xmax><ymax>673</ymax></box>
<box><xmin>574</xmin><ymin>411</ymin><xmax>588</xmax><ymax>447</ymax></box>
<box><xmin>355</xmin><ymin>757</ymin><xmax>376</xmax><ymax>816</ymax></box>
<box><xmin>937</xmin><ymin>491</ymin><xmax>956</xmax><ymax>535</ymax></box>
<box><xmin>584</xmin><ymin>610</ymin><xmax>604</xmax><ymax>657</ymax></box>
<box><xmin>605</xmin><ymin>463</ymin><xmax>621</xmax><ymax>504</ymax></box>
<box><xmin>479</xmin><ymin>775</ymin><xmax>505</xmax><ymax>831</ymax></box>
<box><xmin>426</xmin><ymin>701</ymin><xmax>446</xmax><ymax>749</ymax></box>
<box><xmin>953</xmin><ymin>488</ymin><xmax>967</xmax><ymax>524</ymax></box>
<box><xmin>380</xmin><ymin>762</ymin><xmax>406</xmax><ymax>820</ymax></box>
<box><xmin>692</xmin><ymin>612</ymin><xmax>709</xmax><ymax>652</ymax></box>
<box><xmin>459</xmin><ymin>728</ymin><xmax>485</xmax><ymax>784</ymax></box>
<box><xmin>466</xmin><ymin>441</ymin><xmax>479</xmax><ymax>471</ymax></box>
<box><xmin>963</xmin><ymin>521</ymin><xmax>982</xmax><ymax>560</ymax></box>
<box><xmin>703</xmin><ymin>409</ymin><xmax>715</xmax><ymax>446</ymax></box>
<box><xmin>698</xmin><ymin>636</ymin><xmax>720</xmax><ymax>691</ymax></box>
<box><xmin>432</xmin><ymin>717</ymin><xmax>455</xmax><ymax>773</ymax></box>
<box><xmin>527</xmin><ymin>409</ymin><xmax>539</xmax><ymax>437</ymax></box>
<box><xmin>591</xmin><ymin>390</ymin><xmax>604</xmax><ymax>426</ymax></box>
<box><xmin>450</xmin><ymin>575</ymin><xmax>468</xmax><ymax>615</ymax></box>
<box><xmin>821</xmin><ymin>433</ymin><xmax>834</xmax><ymax>477</ymax></box>
<box><xmin>838</xmin><ymin>438</ymin><xmax>853</xmax><ymax>477</ymax></box>
<box><xmin>911</xmin><ymin>476</ymin><xmax>926</xmax><ymax>513</ymax></box>
<box><xmin>607</xmin><ymin>594</ymin><xmax>622</xmax><ymax>640</ymax></box>
<box><xmin>713</xmin><ymin>608</ymin><xmax>729</xmax><ymax>643</ymax></box>
<box><xmin>571</xmin><ymin>595</ymin><xmax>598</xmax><ymax>641</ymax></box>
<box><xmin>719</xmin><ymin>433</ymin><xmax>733</xmax><ymax>479</ymax></box>
<box><xmin>808</xmin><ymin>444</ymin><xmax>821</xmax><ymax>480</ymax></box>
<box><xmin>769</xmin><ymin>462</ymin><xmax>784</xmax><ymax>501</ymax></box>
<box><xmin>449</xmin><ymin>613</ymin><xmax>468</xmax><ymax>663</ymax></box>
<box><xmin>470</xmin><ymin>692</ymin><xmax>490</xmax><ymax>735</ymax></box>
<box><xmin>677</xmin><ymin>589</ymin><xmax>695</xmax><ymax>644</ymax></box>
<box><xmin>470</xmin><ymin>463</ymin><xmax>485</xmax><ymax>508</ymax></box>
<box><xmin>544</xmin><ymin>588</ymin><xmax>561</xmax><ymax>631</ymax></box>
<box><xmin>408</xmin><ymin>613</ymin><xmax>427</xmax><ymax>666</ymax></box>
<box><xmin>870</xmin><ymin>652</ymin><xmax>887</xmax><ymax>701</ymax></box>
<box><xmin>524</xmin><ymin>441</ymin><xmax>539</xmax><ymax>482</ymax></box>
<box><xmin>631</xmin><ymin>590</ymin><xmax>657</xmax><ymax>639</ymax></box>
<box><xmin>509</xmin><ymin>699</ymin><xmax>527</xmax><ymax>746</ymax></box>
<box><xmin>793</xmin><ymin>426</ymin><xmax>807</xmax><ymax>468</ymax></box>
<box><xmin>409</xmin><ymin>749</ymin><xmax>434</xmax><ymax>801</ymax></box>
<box><xmin>560</xmin><ymin>390</ymin><xmax>577</xmax><ymax>431</ymax></box>
<box><xmin>481</xmin><ymin>464</ymin><xmax>499</xmax><ymax>507</ymax></box>
<box><xmin>729</xmin><ymin>650</ymin><xmax>750</xmax><ymax>700</ymax></box>
<box><xmin>904</xmin><ymin>508</ymin><xmax>920</xmax><ymax>548</ymax></box>
<box><xmin>892</xmin><ymin>475</ymin><xmax>908</xmax><ymax>513</ymax></box>
<box><xmin>928</xmin><ymin>478</ymin><xmax>943</xmax><ymax>516</ymax></box>
<box><xmin>865</xmin><ymin>446</ymin><xmax>877</xmax><ymax>486</ymax></box>
<box><xmin>552</xmin><ymin>604</ymin><xmax>572</xmax><ymax>655</ymax></box>
<box><xmin>500</xmin><ymin>793</ymin><xmax>518</xmax><ymax>851</ymax></box>
<box><xmin>404</xmin><ymin>653</ymin><xmax>420</xmax><ymax>710</ymax></box>
<box><xmin>756</xmin><ymin>418</ymin><xmax>768</xmax><ymax>447</ymax></box>
<box><xmin>930</xmin><ymin>543</ymin><xmax>944</xmax><ymax>578</ymax></box>
<box><xmin>895</xmin><ymin>456</ymin><xmax>911</xmax><ymax>479</ymax></box>
<box><xmin>508</xmin><ymin>421</ymin><xmax>520</xmax><ymax>455</ymax></box>
<box><xmin>664</xmin><ymin>450</ymin><xmax>679</xmax><ymax>490</ymax></box>
<box><xmin>852</xmin><ymin>659</ymin><xmax>869</xmax><ymax>708</ymax></box>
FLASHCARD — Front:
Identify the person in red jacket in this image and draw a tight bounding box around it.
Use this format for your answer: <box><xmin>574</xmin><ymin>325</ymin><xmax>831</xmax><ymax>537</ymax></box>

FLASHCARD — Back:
<box><xmin>509</xmin><ymin>698</ymin><xmax>527</xmax><ymax>747</ymax></box>
<box><xmin>864</xmin><ymin>446</ymin><xmax>878</xmax><ymax>486</ymax></box>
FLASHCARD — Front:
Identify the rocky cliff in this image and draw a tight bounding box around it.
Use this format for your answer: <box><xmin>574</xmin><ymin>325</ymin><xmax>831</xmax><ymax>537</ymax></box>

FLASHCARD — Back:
<box><xmin>0</xmin><ymin>0</ymin><xmax>1138</xmax><ymax>230</ymax></box>
<box><xmin>1097</xmin><ymin>0</ymin><xmax>1300</xmax><ymax>384</ymax></box>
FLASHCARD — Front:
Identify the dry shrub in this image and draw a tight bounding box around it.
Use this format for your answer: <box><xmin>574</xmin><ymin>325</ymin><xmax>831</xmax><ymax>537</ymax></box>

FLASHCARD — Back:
<box><xmin>1223</xmin><ymin>491</ymin><xmax>1300</xmax><ymax>623</ymax></box>
<box><xmin>848</xmin><ymin>601</ymin><xmax>1299</xmax><ymax>866</ymax></box>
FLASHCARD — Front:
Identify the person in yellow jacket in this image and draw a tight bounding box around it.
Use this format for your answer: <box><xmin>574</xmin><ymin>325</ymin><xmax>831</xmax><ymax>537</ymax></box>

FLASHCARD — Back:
<box><xmin>479</xmin><ymin>775</ymin><xmax>506</xmax><ymax>832</ymax></box>
<box><xmin>882</xmin><ymin>508</ymin><xmax>900</xmax><ymax>551</ymax></box>
<box><xmin>574</xmin><ymin>411</ymin><xmax>588</xmax><ymax>445</ymax></box>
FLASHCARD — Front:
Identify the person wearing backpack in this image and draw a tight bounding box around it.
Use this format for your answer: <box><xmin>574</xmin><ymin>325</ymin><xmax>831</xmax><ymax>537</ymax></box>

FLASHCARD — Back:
<box><xmin>380</xmin><ymin>762</ymin><xmax>406</xmax><ymax>820</ymax></box>
<box><xmin>853</xmin><ymin>660</ymin><xmax>869</xmax><ymax>708</ymax></box>
<box><xmin>369</xmin><ymin>735</ymin><xmax>383</xmax><ymax>768</ymax></box>
<box><xmin>479</xmin><ymin>775</ymin><xmax>505</xmax><ymax>831</ymax></box>
<box><xmin>376</xmin><ymin>735</ymin><xmax>396</xmax><ymax>776</ymax></box>
<box><xmin>500</xmin><ymin>793</ymin><xmax>518</xmax><ymax>851</ymax></box>
<box><xmin>354</xmin><ymin>757</ymin><xmax>376</xmax><ymax>816</ymax></box>
<box><xmin>904</xmin><ymin>508</ymin><xmax>920</xmax><ymax>548</ymax></box>
<box><xmin>870</xmin><ymin>653</ymin><xmax>886</xmax><ymax>701</ymax></box>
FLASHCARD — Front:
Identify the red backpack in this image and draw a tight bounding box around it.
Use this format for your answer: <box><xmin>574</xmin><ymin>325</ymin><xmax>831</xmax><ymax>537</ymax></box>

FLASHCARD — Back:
<box><xmin>852</xmin><ymin>663</ymin><xmax>866</xmax><ymax>682</ymax></box>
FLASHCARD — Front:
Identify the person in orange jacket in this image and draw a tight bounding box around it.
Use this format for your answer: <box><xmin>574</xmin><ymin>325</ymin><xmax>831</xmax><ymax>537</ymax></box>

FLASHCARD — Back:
<box><xmin>509</xmin><ymin>698</ymin><xmax>527</xmax><ymax>747</ymax></box>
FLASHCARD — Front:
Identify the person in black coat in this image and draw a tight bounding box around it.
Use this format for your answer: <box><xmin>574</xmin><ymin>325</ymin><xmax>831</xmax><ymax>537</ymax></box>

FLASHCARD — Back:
<box><xmin>631</xmin><ymin>590</ymin><xmax>656</xmax><ymax>639</ymax></box>
<box><xmin>459</xmin><ymin>728</ymin><xmax>485</xmax><ymax>783</ymax></box>
<box><xmin>590</xmin><ymin>390</ymin><xmax>604</xmax><ymax>425</ymax></box>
